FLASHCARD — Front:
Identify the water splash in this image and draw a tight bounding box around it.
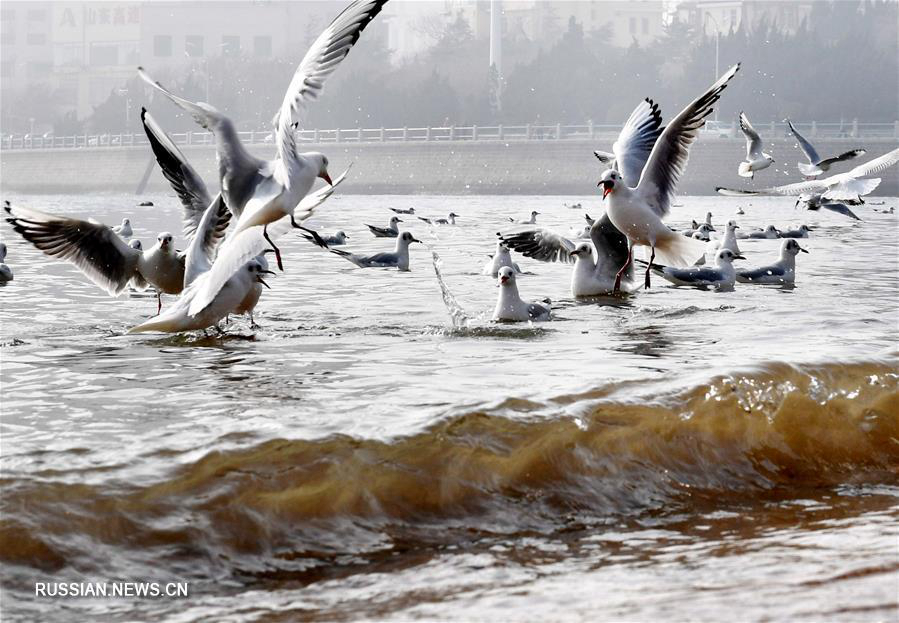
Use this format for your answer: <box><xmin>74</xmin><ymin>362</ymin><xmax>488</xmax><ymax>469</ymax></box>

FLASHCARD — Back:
<box><xmin>429</xmin><ymin>247</ymin><xmax>470</xmax><ymax>329</ymax></box>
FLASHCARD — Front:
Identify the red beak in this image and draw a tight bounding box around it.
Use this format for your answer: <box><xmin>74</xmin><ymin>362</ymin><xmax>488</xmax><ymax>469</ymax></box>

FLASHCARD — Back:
<box><xmin>500</xmin><ymin>276</ymin><xmax>509</xmax><ymax>284</ymax></box>
<box><xmin>602</xmin><ymin>184</ymin><xmax>613</xmax><ymax>199</ymax></box>
<box><xmin>321</xmin><ymin>172</ymin><xmax>333</xmax><ymax>186</ymax></box>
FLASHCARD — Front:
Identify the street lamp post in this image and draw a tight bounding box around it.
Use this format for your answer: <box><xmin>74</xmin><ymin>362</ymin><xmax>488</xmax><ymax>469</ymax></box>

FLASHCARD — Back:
<box><xmin>704</xmin><ymin>12</ymin><xmax>721</xmax><ymax>122</ymax></box>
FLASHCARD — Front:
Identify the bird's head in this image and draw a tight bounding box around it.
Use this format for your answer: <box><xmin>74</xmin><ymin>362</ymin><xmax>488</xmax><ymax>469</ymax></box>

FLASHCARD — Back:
<box><xmin>157</xmin><ymin>232</ymin><xmax>174</xmax><ymax>251</ymax></box>
<box><xmin>598</xmin><ymin>169</ymin><xmax>620</xmax><ymax>199</ymax></box>
<box><xmin>400</xmin><ymin>231</ymin><xmax>421</xmax><ymax>246</ymax></box>
<box><xmin>716</xmin><ymin>249</ymin><xmax>745</xmax><ymax>264</ymax></box>
<box><xmin>305</xmin><ymin>152</ymin><xmax>332</xmax><ymax>185</ymax></box>
<box><xmin>498</xmin><ymin>266</ymin><xmax>516</xmax><ymax>287</ymax></box>
<box><xmin>569</xmin><ymin>243</ymin><xmax>592</xmax><ymax>259</ymax></box>
<box><xmin>784</xmin><ymin>239</ymin><xmax>808</xmax><ymax>256</ymax></box>
<box><xmin>390</xmin><ymin>216</ymin><xmax>403</xmax><ymax>226</ymax></box>
<box><xmin>246</xmin><ymin>259</ymin><xmax>276</xmax><ymax>289</ymax></box>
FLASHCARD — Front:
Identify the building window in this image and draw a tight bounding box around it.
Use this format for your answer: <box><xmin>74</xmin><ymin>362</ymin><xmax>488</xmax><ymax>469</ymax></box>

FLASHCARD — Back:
<box><xmin>629</xmin><ymin>17</ymin><xmax>636</xmax><ymax>34</ymax></box>
<box><xmin>90</xmin><ymin>43</ymin><xmax>119</xmax><ymax>66</ymax></box>
<box><xmin>27</xmin><ymin>9</ymin><xmax>47</xmax><ymax>21</ymax></box>
<box><xmin>731</xmin><ymin>9</ymin><xmax>737</xmax><ymax>25</ymax></box>
<box><xmin>642</xmin><ymin>17</ymin><xmax>649</xmax><ymax>34</ymax></box>
<box><xmin>154</xmin><ymin>35</ymin><xmax>172</xmax><ymax>57</ymax></box>
<box><xmin>254</xmin><ymin>35</ymin><xmax>271</xmax><ymax>57</ymax></box>
<box><xmin>222</xmin><ymin>35</ymin><xmax>239</xmax><ymax>56</ymax></box>
<box><xmin>185</xmin><ymin>35</ymin><xmax>203</xmax><ymax>57</ymax></box>
<box><xmin>0</xmin><ymin>10</ymin><xmax>14</xmax><ymax>22</ymax></box>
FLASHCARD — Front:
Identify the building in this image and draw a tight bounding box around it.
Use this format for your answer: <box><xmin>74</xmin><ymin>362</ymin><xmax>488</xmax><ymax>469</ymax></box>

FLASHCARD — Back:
<box><xmin>1</xmin><ymin>2</ymin><xmax>54</xmax><ymax>95</ymax></box>
<box><xmin>675</xmin><ymin>0</ymin><xmax>814</xmax><ymax>36</ymax></box>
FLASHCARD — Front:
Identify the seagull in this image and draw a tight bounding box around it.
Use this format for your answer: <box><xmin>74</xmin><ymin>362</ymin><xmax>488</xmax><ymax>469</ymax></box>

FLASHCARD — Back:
<box><xmin>138</xmin><ymin>0</ymin><xmax>385</xmax><ymax>316</ymax></box>
<box><xmin>736</xmin><ymin>239</ymin><xmax>807</xmax><ymax>285</ymax></box>
<box><xmin>787</xmin><ymin>119</ymin><xmax>865</xmax><ymax>177</ymax></box>
<box><xmin>127</xmin><ymin>259</ymin><xmax>274</xmax><ymax>334</ymax></box>
<box><xmin>509</xmin><ymin>211</ymin><xmax>540</xmax><ymax>225</ymax></box>
<box><xmin>0</xmin><ymin>242</ymin><xmax>13</xmax><ymax>282</ymax></box>
<box><xmin>684</xmin><ymin>223</ymin><xmax>715</xmax><ymax>241</ymax></box>
<box><xmin>704</xmin><ymin>211</ymin><xmax>713</xmax><ymax>226</ymax></box>
<box><xmin>499</xmin><ymin>214</ymin><xmax>633</xmax><ymax>296</ymax></box>
<box><xmin>419</xmin><ymin>212</ymin><xmax>458</xmax><ymax>225</ymax></box>
<box><xmin>367</xmin><ymin>215</ymin><xmax>403</xmax><ymax>237</ymax></box>
<box><xmin>780</xmin><ymin>224</ymin><xmax>813</xmax><ymax>239</ymax></box>
<box><xmin>232</xmin><ymin>252</ymin><xmax>274</xmax><ymax>327</ymax></box>
<box><xmin>112</xmin><ymin>218</ymin><xmax>133</xmax><ymax>240</ymax></box>
<box><xmin>320</xmin><ymin>231</ymin><xmax>349</xmax><ymax>245</ymax></box>
<box><xmin>796</xmin><ymin>192</ymin><xmax>860</xmax><ymax>220</ymax></box>
<box><xmin>737</xmin><ymin>112</ymin><xmax>774</xmax><ymax>178</ymax></box>
<box><xmin>738</xmin><ymin>225</ymin><xmax>781</xmax><ymax>239</ymax></box>
<box><xmin>735</xmin><ymin>207</ymin><xmax>745</xmax><ymax>215</ymax></box>
<box><xmin>304</xmin><ymin>230</ymin><xmax>422</xmax><ymax>271</ymax></box>
<box><xmin>717</xmin><ymin>148</ymin><xmax>899</xmax><ymax>206</ymax></box>
<box><xmin>696</xmin><ymin>221</ymin><xmax>740</xmax><ymax>265</ymax></box>
<box><xmin>593</xmin><ymin>98</ymin><xmax>665</xmax><ymax>186</ymax></box>
<box><xmin>599</xmin><ymin>64</ymin><xmax>741</xmax><ymax>291</ymax></box>
<box><xmin>482</xmin><ymin>241</ymin><xmax>522</xmax><ymax>277</ymax></box>
<box><xmin>5</xmin><ymin>202</ymin><xmax>191</xmax><ymax>312</ymax></box>
<box><xmin>640</xmin><ymin>248</ymin><xmax>744</xmax><ymax>291</ymax></box>
<box><xmin>493</xmin><ymin>266</ymin><xmax>551</xmax><ymax>322</ymax></box>
<box><xmin>389</xmin><ymin>207</ymin><xmax>415</xmax><ymax>215</ymax></box>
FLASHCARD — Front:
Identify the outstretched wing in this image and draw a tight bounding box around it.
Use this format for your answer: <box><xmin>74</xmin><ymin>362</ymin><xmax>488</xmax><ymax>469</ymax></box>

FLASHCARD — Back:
<box><xmin>840</xmin><ymin>147</ymin><xmax>899</xmax><ymax>180</ymax></box>
<box><xmin>272</xmin><ymin>0</ymin><xmax>387</xmax><ymax>164</ymax></box>
<box><xmin>786</xmin><ymin>119</ymin><xmax>820</xmax><ymax>164</ymax></box>
<box><xmin>817</xmin><ymin>149</ymin><xmax>865</xmax><ymax>170</ymax></box>
<box><xmin>4</xmin><ymin>201</ymin><xmax>140</xmax><ymax>295</ymax></box>
<box><xmin>739</xmin><ymin>112</ymin><xmax>763</xmax><ymax>159</ymax></box>
<box><xmin>183</xmin><ymin>196</ymin><xmax>232</xmax><ymax>287</ymax></box>
<box><xmin>638</xmin><ymin>64</ymin><xmax>741</xmax><ymax>216</ymax></box>
<box><xmin>499</xmin><ymin>228</ymin><xmax>576</xmax><ymax>264</ymax></box>
<box><xmin>612</xmin><ymin>98</ymin><xmax>664</xmax><ymax>186</ymax></box>
<box><xmin>590</xmin><ymin>214</ymin><xmax>632</xmax><ymax>280</ymax></box>
<box><xmin>820</xmin><ymin>203</ymin><xmax>861</xmax><ymax>220</ymax></box>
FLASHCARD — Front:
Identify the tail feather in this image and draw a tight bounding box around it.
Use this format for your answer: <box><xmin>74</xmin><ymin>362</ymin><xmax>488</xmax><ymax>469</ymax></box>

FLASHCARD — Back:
<box><xmin>651</xmin><ymin>231</ymin><xmax>707</xmax><ymax>268</ymax></box>
<box><xmin>737</xmin><ymin>161</ymin><xmax>753</xmax><ymax>178</ymax></box>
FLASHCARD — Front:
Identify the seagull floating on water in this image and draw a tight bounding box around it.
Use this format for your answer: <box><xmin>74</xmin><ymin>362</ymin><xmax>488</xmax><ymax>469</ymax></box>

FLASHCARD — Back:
<box><xmin>640</xmin><ymin>248</ymin><xmax>744</xmax><ymax>291</ymax></box>
<box><xmin>419</xmin><ymin>212</ymin><xmax>458</xmax><ymax>225</ymax></box>
<box><xmin>305</xmin><ymin>230</ymin><xmax>422</xmax><ymax>271</ymax></box>
<box><xmin>509</xmin><ymin>211</ymin><xmax>540</xmax><ymax>225</ymax></box>
<box><xmin>320</xmin><ymin>231</ymin><xmax>349</xmax><ymax>246</ymax></box>
<box><xmin>780</xmin><ymin>224</ymin><xmax>813</xmax><ymax>239</ymax></box>
<box><xmin>367</xmin><ymin>215</ymin><xmax>403</xmax><ymax>237</ymax></box>
<box><xmin>599</xmin><ymin>63</ymin><xmax>741</xmax><ymax>291</ymax></box>
<box><xmin>482</xmin><ymin>241</ymin><xmax>522</xmax><ymax>277</ymax></box>
<box><xmin>493</xmin><ymin>267</ymin><xmax>551</xmax><ymax>322</ymax></box>
<box><xmin>112</xmin><ymin>218</ymin><xmax>133</xmax><ymax>240</ymax></box>
<box><xmin>0</xmin><ymin>242</ymin><xmax>13</xmax><ymax>282</ymax></box>
<box><xmin>736</xmin><ymin>239</ymin><xmax>807</xmax><ymax>285</ymax></box>
<box><xmin>684</xmin><ymin>223</ymin><xmax>715</xmax><ymax>240</ymax></box>
<box><xmin>389</xmin><ymin>207</ymin><xmax>415</xmax><ymax>215</ymax></box>
<box><xmin>787</xmin><ymin>119</ymin><xmax>865</xmax><ymax>178</ymax></box>
<box><xmin>737</xmin><ymin>112</ymin><xmax>774</xmax><ymax>179</ymax></box>
<box><xmin>739</xmin><ymin>225</ymin><xmax>781</xmax><ymax>240</ymax></box>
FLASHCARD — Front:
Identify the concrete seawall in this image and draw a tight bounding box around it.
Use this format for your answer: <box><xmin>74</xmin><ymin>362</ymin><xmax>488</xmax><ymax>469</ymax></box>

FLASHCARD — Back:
<box><xmin>2</xmin><ymin>137</ymin><xmax>896</xmax><ymax>196</ymax></box>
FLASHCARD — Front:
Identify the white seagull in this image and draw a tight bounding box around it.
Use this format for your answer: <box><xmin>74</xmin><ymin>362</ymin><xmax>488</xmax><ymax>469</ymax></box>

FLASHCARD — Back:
<box><xmin>499</xmin><ymin>214</ymin><xmax>633</xmax><ymax>296</ymax></box>
<box><xmin>419</xmin><ymin>212</ymin><xmax>458</xmax><ymax>225</ymax></box>
<box><xmin>718</xmin><ymin>148</ymin><xmax>899</xmax><ymax>206</ymax></box>
<box><xmin>482</xmin><ymin>241</ymin><xmax>522</xmax><ymax>277</ymax></box>
<box><xmin>509</xmin><ymin>211</ymin><xmax>540</xmax><ymax>225</ymax></box>
<box><xmin>737</xmin><ymin>112</ymin><xmax>774</xmax><ymax>178</ymax></box>
<box><xmin>593</xmin><ymin>98</ymin><xmax>665</xmax><ymax>186</ymax></box>
<box><xmin>599</xmin><ymin>63</ymin><xmax>741</xmax><ymax>291</ymax></box>
<box><xmin>366</xmin><ymin>215</ymin><xmax>403</xmax><ymax>238</ymax></box>
<box><xmin>780</xmin><ymin>224</ymin><xmax>813</xmax><ymax>239</ymax></box>
<box><xmin>389</xmin><ymin>207</ymin><xmax>415</xmax><ymax>215</ymax></box>
<box><xmin>787</xmin><ymin>119</ymin><xmax>865</xmax><ymax>177</ymax></box>
<box><xmin>795</xmin><ymin>192</ymin><xmax>860</xmax><ymax>220</ymax></box>
<box><xmin>736</xmin><ymin>239</ymin><xmax>807</xmax><ymax>285</ymax></box>
<box><xmin>641</xmin><ymin>248</ymin><xmax>744</xmax><ymax>291</ymax></box>
<box><xmin>0</xmin><ymin>242</ymin><xmax>13</xmax><ymax>282</ymax></box>
<box><xmin>738</xmin><ymin>225</ymin><xmax>781</xmax><ymax>239</ymax></box>
<box><xmin>304</xmin><ymin>230</ymin><xmax>422</xmax><ymax>271</ymax></box>
<box><xmin>112</xmin><ymin>218</ymin><xmax>133</xmax><ymax>240</ymax></box>
<box><xmin>493</xmin><ymin>266</ymin><xmax>551</xmax><ymax>322</ymax></box>
<box><xmin>320</xmin><ymin>231</ymin><xmax>349</xmax><ymax>246</ymax></box>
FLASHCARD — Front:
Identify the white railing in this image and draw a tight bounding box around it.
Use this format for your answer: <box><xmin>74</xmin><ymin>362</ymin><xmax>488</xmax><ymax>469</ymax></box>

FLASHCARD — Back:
<box><xmin>2</xmin><ymin>120</ymin><xmax>897</xmax><ymax>150</ymax></box>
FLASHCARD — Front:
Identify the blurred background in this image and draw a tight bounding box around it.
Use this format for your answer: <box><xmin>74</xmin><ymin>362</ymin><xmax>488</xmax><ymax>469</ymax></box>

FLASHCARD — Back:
<box><xmin>1</xmin><ymin>0</ymin><xmax>896</xmax><ymax>139</ymax></box>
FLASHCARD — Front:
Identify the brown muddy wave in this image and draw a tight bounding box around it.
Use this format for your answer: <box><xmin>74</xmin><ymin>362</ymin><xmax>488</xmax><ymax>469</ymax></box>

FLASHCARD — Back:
<box><xmin>2</xmin><ymin>357</ymin><xmax>897</xmax><ymax>582</ymax></box>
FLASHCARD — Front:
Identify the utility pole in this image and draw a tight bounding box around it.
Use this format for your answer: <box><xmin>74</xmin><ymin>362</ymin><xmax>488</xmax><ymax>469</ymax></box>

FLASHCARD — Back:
<box><xmin>489</xmin><ymin>0</ymin><xmax>502</xmax><ymax>112</ymax></box>
<box><xmin>704</xmin><ymin>12</ymin><xmax>721</xmax><ymax>122</ymax></box>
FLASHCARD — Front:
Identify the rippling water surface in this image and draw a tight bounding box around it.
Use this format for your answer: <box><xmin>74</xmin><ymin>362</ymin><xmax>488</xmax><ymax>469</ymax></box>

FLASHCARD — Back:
<box><xmin>1</xmin><ymin>193</ymin><xmax>897</xmax><ymax>621</ymax></box>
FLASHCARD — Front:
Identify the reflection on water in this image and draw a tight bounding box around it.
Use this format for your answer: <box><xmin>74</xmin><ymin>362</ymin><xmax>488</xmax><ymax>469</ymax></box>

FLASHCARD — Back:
<box><xmin>0</xmin><ymin>193</ymin><xmax>897</xmax><ymax>621</ymax></box>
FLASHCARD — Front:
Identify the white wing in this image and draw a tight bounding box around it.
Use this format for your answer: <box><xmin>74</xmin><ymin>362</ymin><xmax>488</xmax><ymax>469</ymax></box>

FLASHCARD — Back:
<box><xmin>739</xmin><ymin>112</ymin><xmax>763</xmax><ymax>160</ymax></box>
<box><xmin>612</xmin><ymin>98</ymin><xmax>664</xmax><ymax>186</ymax></box>
<box><xmin>183</xmin><ymin>197</ymin><xmax>231</xmax><ymax>287</ymax></box>
<box><xmin>637</xmin><ymin>64</ymin><xmax>741</xmax><ymax>216</ymax></box>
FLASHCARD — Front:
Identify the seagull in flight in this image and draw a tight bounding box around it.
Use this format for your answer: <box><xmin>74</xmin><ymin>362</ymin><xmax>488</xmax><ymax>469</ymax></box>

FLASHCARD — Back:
<box><xmin>737</xmin><ymin>112</ymin><xmax>774</xmax><ymax>179</ymax></box>
<box><xmin>787</xmin><ymin>119</ymin><xmax>865</xmax><ymax>178</ymax></box>
<box><xmin>599</xmin><ymin>64</ymin><xmax>741</xmax><ymax>291</ymax></box>
<box><xmin>716</xmin><ymin>147</ymin><xmax>899</xmax><ymax>210</ymax></box>
<box><xmin>493</xmin><ymin>267</ymin><xmax>551</xmax><ymax>322</ymax></box>
<box><xmin>795</xmin><ymin>192</ymin><xmax>860</xmax><ymax>220</ymax></box>
<box><xmin>499</xmin><ymin>214</ymin><xmax>633</xmax><ymax>296</ymax></box>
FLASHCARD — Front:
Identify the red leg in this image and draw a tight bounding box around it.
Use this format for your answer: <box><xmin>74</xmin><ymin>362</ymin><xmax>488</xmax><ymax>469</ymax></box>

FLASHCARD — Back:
<box><xmin>614</xmin><ymin>242</ymin><xmax>634</xmax><ymax>293</ymax></box>
<box><xmin>644</xmin><ymin>246</ymin><xmax>655</xmax><ymax>289</ymax></box>
<box><xmin>263</xmin><ymin>224</ymin><xmax>283</xmax><ymax>271</ymax></box>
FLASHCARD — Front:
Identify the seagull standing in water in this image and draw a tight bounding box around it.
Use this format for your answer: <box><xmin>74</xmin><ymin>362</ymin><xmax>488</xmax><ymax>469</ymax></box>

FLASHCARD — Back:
<box><xmin>493</xmin><ymin>267</ymin><xmax>551</xmax><ymax>322</ymax></box>
<box><xmin>641</xmin><ymin>248</ymin><xmax>744</xmax><ymax>291</ymax></box>
<box><xmin>737</xmin><ymin>112</ymin><xmax>774</xmax><ymax>179</ymax></box>
<box><xmin>482</xmin><ymin>241</ymin><xmax>522</xmax><ymax>277</ymax></box>
<box><xmin>787</xmin><ymin>119</ymin><xmax>865</xmax><ymax>178</ymax></box>
<box><xmin>599</xmin><ymin>64</ymin><xmax>741</xmax><ymax>291</ymax></box>
<box><xmin>736</xmin><ymin>239</ymin><xmax>807</xmax><ymax>285</ymax></box>
<box><xmin>139</xmin><ymin>0</ymin><xmax>386</xmax><ymax>319</ymax></box>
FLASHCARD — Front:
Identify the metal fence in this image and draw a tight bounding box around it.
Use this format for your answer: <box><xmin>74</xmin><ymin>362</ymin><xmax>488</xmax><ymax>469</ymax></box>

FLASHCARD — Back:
<box><xmin>2</xmin><ymin>120</ymin><xmax>897</xmax><ymax>151</ymax></box>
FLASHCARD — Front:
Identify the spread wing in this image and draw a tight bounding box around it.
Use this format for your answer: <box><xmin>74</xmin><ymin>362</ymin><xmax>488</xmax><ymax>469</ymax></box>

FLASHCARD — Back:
<box><xmin>740</xmin><ymin>112</ymin><xmax>763</xmax><ymax>159</ymax></box>
<box><xmin>612</xmin><ymin>98</ymin><xmax>664</xmax><ymax>186</ymax></box>
<box><xmin>272</xmin><ymin>0</ymin><xmax>387</xmax><ymax>164</ymax></box>
<box><xmin>786</xmin><ymin>119</ymin><xmax>820</xmax><ymax>164</ymax></box>
<box><xmin>840</xmin><ymin>147</ymin><xmax>899</xmax><ymax>180</ymax></box>
<box><xmin>591</xmin><ymin>214</ymin><xmax>632</xmax><ymax>280</ymax></box>
<box><xmin>637</xmin><ymin>64</ymin><xmax>741</xmax><ymax>216</ymax></box>
<box><xmin>4</xmin><ymin>201</ymin><xmax>140</xmax><ymax>296</ymax></box>
<box><xmin>183</xmin><ymin>196</ymin><xmax>232</xmax><ymax>287</ymax></box>
<box><xmin>499</xmin><ymin>228</ymin><xmax>576</xmax><ymax>264</ymax></box>
<box><xmin>817</xmin><ymin>149</ymin><xmax>866</xmax><ymax>170</ymax></box>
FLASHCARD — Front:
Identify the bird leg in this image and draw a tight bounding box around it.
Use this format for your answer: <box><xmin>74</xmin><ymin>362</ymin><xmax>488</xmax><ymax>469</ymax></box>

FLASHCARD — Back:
<box><xmin>249</xmin><ymin>312</ymin><xmax>261</xmax><ymax>329</ymax></box>
<box><xmin>614</xmin><ymin>242</ymin><xmax>634</xmax><ymax>293</ymax></box>
<box><xmin>262</xmin><ymin>224</ymin><xmax>283</xmax><ymax>271</ymax></box>
<box><xmin>644</xmin><ymin>246</ymin><xmax>655</xmax><ymax>289</ymax></box>
<box><xmin>156</xmin><ymin>290</ymin><xmax>162</xmax><ymax>315</ymax></box>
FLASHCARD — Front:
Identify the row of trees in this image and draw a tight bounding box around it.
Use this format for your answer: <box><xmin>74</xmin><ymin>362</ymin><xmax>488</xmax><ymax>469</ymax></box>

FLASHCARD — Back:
<box><xmin>3</xmin><ymin>0</ymin><xmax>896</xmax><ymax>136</ymax></box>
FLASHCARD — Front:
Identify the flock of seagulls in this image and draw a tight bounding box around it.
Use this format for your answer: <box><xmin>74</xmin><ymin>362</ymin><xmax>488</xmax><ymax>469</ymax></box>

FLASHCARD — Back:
<box><xmin>1</xmin><ymin>0</ymin><xmax>897</xmax><ymax>329</ymax></box>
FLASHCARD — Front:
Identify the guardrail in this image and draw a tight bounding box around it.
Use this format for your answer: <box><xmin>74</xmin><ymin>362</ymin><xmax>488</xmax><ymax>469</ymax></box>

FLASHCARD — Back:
<box><xmin>2</xmin><ymin>120</ymin><xmax>897</xmax><ymax>150</ymax></box>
